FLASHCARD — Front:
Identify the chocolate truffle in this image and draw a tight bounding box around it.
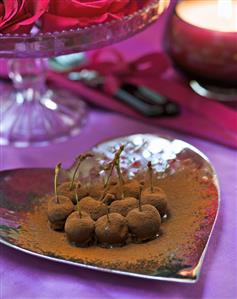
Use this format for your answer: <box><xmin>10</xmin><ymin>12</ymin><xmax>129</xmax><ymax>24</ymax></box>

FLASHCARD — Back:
<box><xmin>88</xmin><ymin>182</ymin><xmax>104</xmax><ymax>200</ymax></box>
<box><xmin>122</xmin><ymin>179</ymin><xmax>141</xmax><ymax>199</ymax></box>
<box><xmin>80</xmin><ymin>196</ymin><xmax>108</xmax><ymax>221</ymax></box>
<box><xmin>95</xmin><ymin>213</ymin><xmax>128</xmax><ymax>246</ymax></box>
<box><xmin>106</xmin><ymin>183</ymin><xmax>120</xmax><ymax>200</ymax></box>
<box><xmin>126</xmin><ymin>204</ymin><xmax>161</xmax><ymax>242</ymax></box>
<box><xmin>102</xmin><ymin>193</ymin><xmax>116</xmax><ymax>205</ymax></box>
<box><xmin>65</xmin><ymin>211</ymin><xmax>94</xmax><ymax>246</ymax></box>
<box><xmin>141</xmin><ymin>187</ymin><xmax>168</xmax><ymax>216</ymax></box>
<box><xmin>47</xmin><ymin>195</ymin><xmax>74</xmax><ymax>230</ymax></box>
<box><xmin>110</xmin><ymin>197</ymin><xmax>137</xmax><ymax>216</ymax></box>
<box><xmin>89</xmin><ymin>181</ymin><xmax>119</xmax><ymax>201</ymax></box>
<box><xmin>58</xmin><ymin>181</ymin><xmax>88</xmax><ymax>204</ymax></box>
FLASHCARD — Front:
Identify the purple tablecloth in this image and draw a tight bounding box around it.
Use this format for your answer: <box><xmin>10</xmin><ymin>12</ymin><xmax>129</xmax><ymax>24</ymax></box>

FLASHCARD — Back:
<box><xmin>1</xmin><ymin>110</ymin><xmax>237</xmax><ymax>299</ymax></box>
<box><xmin>1</xmin><ymin>8</ymin><xmax>237</xmax><ymax>299</ymax></box>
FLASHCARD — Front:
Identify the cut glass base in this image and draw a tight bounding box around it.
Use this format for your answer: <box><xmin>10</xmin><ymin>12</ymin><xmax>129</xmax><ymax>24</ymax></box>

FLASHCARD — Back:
<box><xmin>0</xmin><ymin>86</ymin><xmax>87</xmax><ymax>147</ymax></box>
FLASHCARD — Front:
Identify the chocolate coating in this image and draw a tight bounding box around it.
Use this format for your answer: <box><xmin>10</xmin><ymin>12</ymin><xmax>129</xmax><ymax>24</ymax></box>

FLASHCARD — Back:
<box><xmin>141</xmin><ymin>187</ymin><xmax>168</xmax><ymax>216</ymax></box>
<box><xmin>80</xmin><ymin>196</ymin><xmax>108</xmax><ymax>221</ymax></box>
<box><xmin>102</xmin><ymin>193</ymin><xmax>116</xmax><ymax>205</ymax></box>
<box><xmin>95</xmin><ymin>213</ymin><xmax>128</xmax><ymax>246</ymax></box>
<box><xmin>65</xmin><ymin>211</ymin><xmax>94</xmax><ymax>245</ymax></box>
<box><xmin>110</xmin><ymin>197</ymin><xmax>137</xmax><ymax>216</ymax></box>
<box><xmin>89</xmin><ymin>182</ymin><xmax>118</xmax><ymax>201</ymax></box>
<box><xmin>123</xmin><ymin>180</ymin><xmax>140</xmax><ymax>199</ymax></box>
<box><xmin>58</xmin><ymin>181</ymin><xmax>88</xmax><ymax>204</ymax></box>
<box><xmin>88</xmin><ymin>183</ymin><xmax>104</xmax><ymax>200</ymax></box>
<box><xmin>108</xmin><ymin>184</ymin><xmax>120</xmax><ymax>200</ymax></box>
<box><xmin>47</xmin><ymin>195</ymin><xmax>74</xmax><ymax>230</ymax></box>
<box><xmin>126</xmin><ymin>204</ymin><xmax>161</xmax><ymax>241</ymax></box>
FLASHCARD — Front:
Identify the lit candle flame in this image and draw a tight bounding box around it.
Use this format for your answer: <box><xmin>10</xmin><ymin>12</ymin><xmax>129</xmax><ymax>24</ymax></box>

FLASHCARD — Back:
<box><xmin>217</xmin><ymin>0</ymin><xmax>237</xmax><ymax>30</ymax></box>
<box><xmin>177</xmin><ymin>0</ymin><xmax>237</xmax><ymax>32</ymax></box>
<box><xmin>236</xmin><ymin>1</ymin><xmax>237</xmax><ymax>30</ymax></box>
<box><xmin>217</xmin><ymin>0</ymin><xmax>232</xmax><ymax>19</ymax></box>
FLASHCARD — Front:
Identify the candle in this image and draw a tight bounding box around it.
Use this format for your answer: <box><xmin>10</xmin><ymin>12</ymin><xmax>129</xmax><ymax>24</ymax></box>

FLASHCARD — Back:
<box><xmin>177</xmin><ymin>0</ymin><xmax>237</xmax><ymax>32</ymax></box>
<box><xmin>167</xmin><ymin>0</ymin><xmax>237</xmax><ymax>90</ymax></box>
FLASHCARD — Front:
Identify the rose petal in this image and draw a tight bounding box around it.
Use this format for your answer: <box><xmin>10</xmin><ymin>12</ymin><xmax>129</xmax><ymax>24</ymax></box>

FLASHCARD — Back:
<box><xmin>42</xmin><ymin>12</ymin><xmax>121</xmax><ymax>32</ymax></box>
<box><xmin>48</xmin><ymin>0</ymin><xmax>112</xmax><ymax>18</ymax></box>
<box><xmin>1</xmin><ymin>0</ymin><xmax>19</xmax><ymax>24</ymax></box>
<box><xmin>0</xmin><ymin>0</ymin><xmax>49</xmax><ymax>33</ymax></box>
<box><xmin>42</xmin><ymin>0</ymin><xmax>150</xmax><ymax>33</ymax></box>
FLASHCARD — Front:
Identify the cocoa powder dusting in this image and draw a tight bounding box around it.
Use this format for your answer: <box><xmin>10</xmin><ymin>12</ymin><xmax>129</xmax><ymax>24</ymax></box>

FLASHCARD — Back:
<box><xmin>17</xmin><ymin>168</ymin><xmax>217</xmax><ymax>275</ymax></box>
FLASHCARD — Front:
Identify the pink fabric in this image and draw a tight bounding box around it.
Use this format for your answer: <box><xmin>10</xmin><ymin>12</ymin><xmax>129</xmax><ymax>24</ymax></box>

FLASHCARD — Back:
<box><xmin>48</xmin><ymin>50</ymin><xmax>237</xmax><ymax>149</ymax></box>
<box><xmin>1</xmin><ymin>110</ymin><xmax>237</xmax><ymax>299</ymax></box>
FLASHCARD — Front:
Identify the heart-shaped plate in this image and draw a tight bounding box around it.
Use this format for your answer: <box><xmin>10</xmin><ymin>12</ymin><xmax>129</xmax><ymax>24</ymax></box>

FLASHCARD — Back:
<box><xmin>0</xmin><ymin>134</ymin><xmax>219</xmax><ymax>283</ymax></box>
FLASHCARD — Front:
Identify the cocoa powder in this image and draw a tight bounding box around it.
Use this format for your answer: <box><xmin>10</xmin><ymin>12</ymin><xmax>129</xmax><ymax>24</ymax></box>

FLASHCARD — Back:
<box><xmin>17</xmin><ymin>168</ymin><xmax>218</xmax><ymax>275</ymax></box>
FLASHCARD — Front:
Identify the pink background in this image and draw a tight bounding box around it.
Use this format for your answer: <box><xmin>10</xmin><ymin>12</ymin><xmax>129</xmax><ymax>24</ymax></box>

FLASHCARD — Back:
<box><xmin>1</xmin><ymin>3</ymin><xmax>237</xmax><ymax>299</ymax></box>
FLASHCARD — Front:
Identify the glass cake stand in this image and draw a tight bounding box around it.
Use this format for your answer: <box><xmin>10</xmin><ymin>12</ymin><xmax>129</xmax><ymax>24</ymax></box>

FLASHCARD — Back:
<box><xmin>0</xmin><ymin>0</ymin><xmax>169</xmax><ymax>147</ymax></box>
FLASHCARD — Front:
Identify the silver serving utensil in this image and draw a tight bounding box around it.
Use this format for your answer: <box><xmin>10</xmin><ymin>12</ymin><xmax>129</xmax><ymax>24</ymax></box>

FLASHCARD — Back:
<box><xmin>68</xmin><ymin>70</ymin><xmax>180</xmax><ymax>117</ymax></box>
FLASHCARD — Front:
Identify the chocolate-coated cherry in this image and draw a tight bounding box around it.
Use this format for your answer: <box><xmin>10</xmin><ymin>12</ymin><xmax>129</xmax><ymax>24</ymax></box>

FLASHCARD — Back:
<box><xmin>47</xmin><ymin>163</ymin><xmax>74</xmax><ymax>230</ymax></box>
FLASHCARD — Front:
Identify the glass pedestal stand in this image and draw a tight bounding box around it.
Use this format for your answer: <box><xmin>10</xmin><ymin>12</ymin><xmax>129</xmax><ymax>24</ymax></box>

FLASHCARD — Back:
<box><xmin>0</xmin><ymin>0</ymin><xmax>169</xmax><ymax>146</ymax></box>
<box><xmin>1</xmin><ymin>58</ymin><xmax>86</xmax><ymax>146</ymax></box>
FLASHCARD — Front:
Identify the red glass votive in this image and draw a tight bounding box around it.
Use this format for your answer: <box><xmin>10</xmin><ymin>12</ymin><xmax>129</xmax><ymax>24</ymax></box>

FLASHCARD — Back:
<box><xmin>166</xmin><ymin>0</ymin><xmax>237</xmax><ymax>88</ymax></box>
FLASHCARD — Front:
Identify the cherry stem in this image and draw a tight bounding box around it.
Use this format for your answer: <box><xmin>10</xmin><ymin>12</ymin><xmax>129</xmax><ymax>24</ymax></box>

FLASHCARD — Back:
<box><xmin>75</xmin><ymin>181</ymin><xmax>82</xmax><ymax>218</ymax></box>
<box><xmin>106</xmin><ymin>207</ymin><xmax>110</xmax><ymax>223</ymax></box>
<box><xmin>115</xmin><ymin>151</ymin><xmax>125</xmax><ymax>198</ymax></box>
<box><xmin>99</xmin><ymin>190</ymin><xmax>107</xmax><ymax>202</ymax></box>
<box><xmin>103</xmin><ymin>162</ymin><xmax>114</xmax><ymax>190</ymax></box>
<box><xmin>54</xmin><ymin>163</ymin><xmax>62</xmax><ymax>204</ymax></box>
<box><xmin>138</xmin><ymin>186</ymin><xmax>142</xmax><ymax>212</ymax></box>
<box><xmin>101</xmin><ymin>193</ymin><xmax>111</xmax><ymax>204</ymax></box>
<box><xmin>147</xmin><ymin>161</ymin><xmax>154</xmax><ymax>193</ymax></box>
<box><xmin>100</xmin><ymin>165</ymin><xmax>112</xmax><ymax>201</ymax></box>
<box><xmin>70</xmin><ymin>153</ymin><xmax>93</xmax><ymax>190</ymax></box>
<box><xmin>115</xmin><ymin>145</ymin><xmax>125</xmax><ymax>198</ymax></box>
<box><xmin>102</xmin><ymin>145</ymin><xmax>125</xmax><ymax>199</ymax></box>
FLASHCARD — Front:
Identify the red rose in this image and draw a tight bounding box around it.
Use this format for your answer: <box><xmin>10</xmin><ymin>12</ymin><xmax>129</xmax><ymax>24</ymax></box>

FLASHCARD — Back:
<box><xmin>42</xmin><ymin>0</ymin><xmax>150</xmax><ymax>33</ymax></box>
<box><xmin>0</xmin><ymin>0</ymin><xmax>49</xmax><ymax>34</ymax></box>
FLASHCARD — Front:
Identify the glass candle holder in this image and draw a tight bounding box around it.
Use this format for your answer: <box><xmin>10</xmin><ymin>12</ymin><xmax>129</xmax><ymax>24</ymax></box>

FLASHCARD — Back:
<box><xmin>166</xmin><ymin>0</ymin><xmax>237</xmax><ymax>101</ymax></box>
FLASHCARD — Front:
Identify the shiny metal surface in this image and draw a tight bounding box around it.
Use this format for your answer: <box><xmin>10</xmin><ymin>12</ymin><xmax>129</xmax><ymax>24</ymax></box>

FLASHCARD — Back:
<box><xmin>0</xmin><ymin>134</ymin><xmax>220</xmax><ymax>283</ymax></box>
